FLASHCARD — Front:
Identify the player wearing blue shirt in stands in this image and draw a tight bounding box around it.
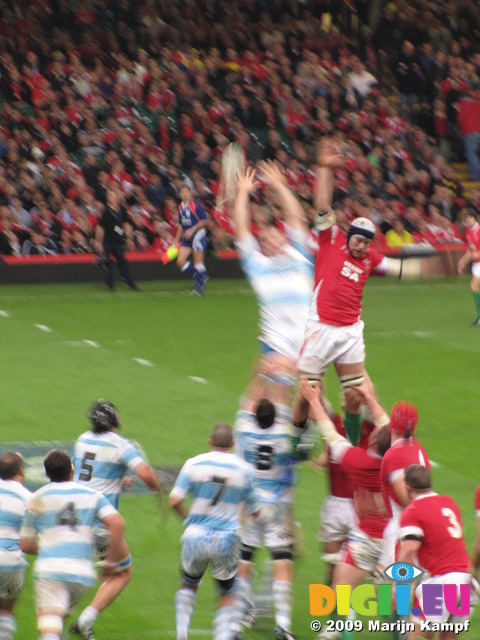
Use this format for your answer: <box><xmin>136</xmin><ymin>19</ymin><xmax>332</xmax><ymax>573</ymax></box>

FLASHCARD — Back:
<box><xmin>169</xmin><ymin>422</ymin><xmax>260</xmax><ymax>640</ymax></box>
<box><xmin>20</xmin><ymin>449</ymin><xmax>126</xmax><ymax>640</ymax></box>
<box><xmin>0</xmin><ymin>452</ymin><xmax>31</xmax><ymax>640</ymax></box>
<box><xmin>70</xmin><ymin>400</ymin><xmax>162</xmax><ymax>640</ymax></box>
<box><xmin>174</xmin><ymin>182</ymin><xmax>209</xmax><ymax>295</ymax></box>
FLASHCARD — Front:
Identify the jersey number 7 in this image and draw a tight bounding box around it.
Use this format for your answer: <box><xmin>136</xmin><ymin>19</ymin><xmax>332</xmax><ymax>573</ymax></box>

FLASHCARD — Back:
<box><xmin>210</xmin><ymin>476</ymin><xmax>227</xmax><ymax>505</ymax></box>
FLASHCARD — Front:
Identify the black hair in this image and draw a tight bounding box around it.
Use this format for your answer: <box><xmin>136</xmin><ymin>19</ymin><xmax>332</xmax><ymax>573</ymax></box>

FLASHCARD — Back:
<box><xmin>44</xmin><ymin>448</ymin><xmax>72</xmax><ymax>483</ymax></box>
<box><xmin>255</xmin><ymin>398</ymin><xmax>276</xmax><ymax>429</ymax></box>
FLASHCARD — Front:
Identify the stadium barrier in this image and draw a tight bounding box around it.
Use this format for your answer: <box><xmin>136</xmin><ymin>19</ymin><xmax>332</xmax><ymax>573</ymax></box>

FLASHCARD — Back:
<box><xmin>0</xmin><ymin>245</ymin><xmax>466</xmax><ymax>285</ymax></box>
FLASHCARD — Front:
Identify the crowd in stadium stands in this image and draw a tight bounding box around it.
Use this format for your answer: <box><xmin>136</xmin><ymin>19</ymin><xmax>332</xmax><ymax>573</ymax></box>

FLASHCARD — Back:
<box><xmin>0</xmin><ymin>0</ymin><xmax>480</xmax><ymax>259</ymax></box>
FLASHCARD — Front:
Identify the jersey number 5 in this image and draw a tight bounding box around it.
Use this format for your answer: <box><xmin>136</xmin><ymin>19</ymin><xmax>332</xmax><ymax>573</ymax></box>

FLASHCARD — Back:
<box><xmin>79</xmin><ymin>452</ymin><xmax>96</xmax><ymax>481</ymax></box>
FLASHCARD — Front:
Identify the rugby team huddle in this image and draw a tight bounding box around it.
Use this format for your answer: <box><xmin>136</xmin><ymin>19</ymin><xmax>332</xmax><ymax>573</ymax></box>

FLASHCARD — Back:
<box><xmin>0</xmin><ymin>139</ymin><xmax>478</xmax><ymax>640</ymax></box>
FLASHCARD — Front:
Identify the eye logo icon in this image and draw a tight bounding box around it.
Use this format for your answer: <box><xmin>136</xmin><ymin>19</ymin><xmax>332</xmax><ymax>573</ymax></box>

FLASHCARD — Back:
<box><xmin>384</xmin><ymin>562</ymin><xmax>424</xmax><ymax>583</ymax></box>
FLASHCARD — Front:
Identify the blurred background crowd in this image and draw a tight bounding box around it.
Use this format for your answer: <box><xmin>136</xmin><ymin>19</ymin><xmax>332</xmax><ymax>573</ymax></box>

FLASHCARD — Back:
<box><xmin>0</xmin><ymin>0</ymin><xmax>480</xmax><ymax>259</ymax></box>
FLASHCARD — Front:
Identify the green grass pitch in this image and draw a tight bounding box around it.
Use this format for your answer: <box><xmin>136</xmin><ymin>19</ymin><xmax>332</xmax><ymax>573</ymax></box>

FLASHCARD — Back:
<box><xmin>0</xmin><ymin>275</ymin><xmax>478</xmax><ymax>639</ymax></box>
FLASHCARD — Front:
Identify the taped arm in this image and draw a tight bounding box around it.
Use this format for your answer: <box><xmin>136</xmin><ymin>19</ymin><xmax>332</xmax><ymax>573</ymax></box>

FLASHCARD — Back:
<box><xmin>382</xmin><ymin>257</ymin><xmax>421</xmax><ymax>280</ymax></box>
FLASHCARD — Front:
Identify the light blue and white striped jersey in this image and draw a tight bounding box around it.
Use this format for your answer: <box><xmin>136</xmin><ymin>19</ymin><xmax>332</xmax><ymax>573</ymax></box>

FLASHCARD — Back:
<box><xmin>20</xmin><ymin>481</ymin><xmax>117</xmax><ymax>586</ymax></box>
<box><xmin>235</xmin><ymin>404</ymin><xmax>295</xmax><ymax>504</ymax></box>
<box><xmin>236</xmin><ymin>228</ymin><xmax>313</xmax><ymax>360</ymax></box>
<box><xmin>73</xmin><ymin>430</ymin><xmax>145</xmax><ymax>508</ymax></box>
<box><xmin>0</xmin><ymin>479</ymin><xmax>31</xmax><ymax>572</ymax></box>
<box><xmin>170</xmin><ymin>450</ymin><xmax>259</xmax><ymax>532</ymax></box>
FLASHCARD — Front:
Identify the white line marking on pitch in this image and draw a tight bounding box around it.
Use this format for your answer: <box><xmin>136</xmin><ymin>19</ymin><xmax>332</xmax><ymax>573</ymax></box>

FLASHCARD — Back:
<box><xmin>134</xmin><ymin>358</ymin><xmax>154</xmax><ymax>367</ymax></box>
<box><xmin>0</xmin><ymin>310</ymin><xmax>10</xmax><ymax>317</ymax></box>
<box><xmin>189</xmin><ymin>376</ymin><xmax>208</xmax><ymax>384</ymax></box>
<box><xmin>430</xmin><ymin>460</ymin><xmax>441</xmax><ymax>468</ymax></box>
<box><xmin>62</xmin><ymin>339</ymin><xmax>99</xmax><ymax>348</ymax></box>
<box><xmin>35</xmin><ymin>324</ymin><xmax>52</xmax><ymax>332</ymax></box>
<box><xmin>412</xmin><ymin>331</ymin><xmax>435</xmax><ymax>338</ymax></box>
<box><xmin>83</xmin><ymin>340</ymin><xmax>99</xmax><ymax>348</ymax></box>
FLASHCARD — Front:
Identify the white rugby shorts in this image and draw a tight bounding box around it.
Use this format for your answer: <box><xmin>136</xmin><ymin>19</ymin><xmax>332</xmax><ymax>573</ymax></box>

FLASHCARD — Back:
<box><xmin>0</xmin><ymin>566</ymin><xmax>26</xmax><ymax>599</ymax></box>
<box><xmin>412</xmin><ymin>572</ymin><xmax>477</xmax><ymax>626</ymax></box>
<box><xmin>242</xmin><ymin>501</ymin><xmax>293</xmax><ymax>551</ymax></box>
<box><xmin>34</xmin><ymin>578</ymin><xmax>89</xmax><ymax>615</ymax></box>
<box><xmin>318</xmin><ymin>496</ymin><xmax>356</xmax><ymax>544</ymax></box>
<box><xmin>297</xmin><ymin>320</ymin><xmax>365</xmax><ymax>374</ymax></box>
<box><xmin>377</xmin><ymin>515</ymin><xmax>400</xmax><ymax>570</ymax></box>
<box><xmin>180</xmin><ymin>526</ymin><xmax>240</xmax><ymax>582</ymax></box>
<box><xmin>340</xmin><ymin>527</ymin><xmax>383</xmax><ymax>572</ymax></box>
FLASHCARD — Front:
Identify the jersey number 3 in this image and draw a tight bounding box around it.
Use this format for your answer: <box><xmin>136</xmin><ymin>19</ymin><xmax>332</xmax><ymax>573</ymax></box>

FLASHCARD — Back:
<box><xmin>441</xmin><ymin>507</ymin><xmax>463</xmax><ymax>539</ymax></box>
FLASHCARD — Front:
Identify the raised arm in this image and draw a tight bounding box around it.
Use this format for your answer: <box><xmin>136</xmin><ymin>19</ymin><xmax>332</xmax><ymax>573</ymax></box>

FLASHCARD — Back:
<box><xmin>233</xmin><ymin>166</ymin><xmax>259</xmax><ymax>241</ymax></box>
<box><xmin>314</xmin><ymin>138</ymin><xmax>344</xmax><ymax>214</ymax></box>
<box><xmin>299</xmin><ymin>379</ymin><xmax>346</xmax><ymax>449</ymax></box>
<box><xmin>352</xmin><ymin>375</ymin><xmax>390</xmax><ymax>428</ymax></box>
<box><xmin>257</xmin><ymin>160</ymin><xmax>306</xmax><ymax>231</ymax></box>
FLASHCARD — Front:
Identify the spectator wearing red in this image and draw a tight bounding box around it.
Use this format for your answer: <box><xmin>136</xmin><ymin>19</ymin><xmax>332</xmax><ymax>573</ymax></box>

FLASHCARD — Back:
<box><xmin>457</xmin><ymin>88</ymin><xmax>480</xmax><ymax>181</ymax></box>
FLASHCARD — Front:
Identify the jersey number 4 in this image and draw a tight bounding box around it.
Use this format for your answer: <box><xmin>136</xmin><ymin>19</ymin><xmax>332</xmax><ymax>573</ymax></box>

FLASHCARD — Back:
<box><xmin>56</xmin><ymin>502</ymin><xmax>79</xmax><ymax>529</ymax></box>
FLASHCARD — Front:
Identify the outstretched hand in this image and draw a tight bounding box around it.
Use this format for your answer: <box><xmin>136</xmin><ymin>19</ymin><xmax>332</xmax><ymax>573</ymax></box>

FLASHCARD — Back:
<box><xmin>257</xmin><ymin>159</ymin><xmax>288</xmax><ymax>188</ymax></box>
<box><xmin>318</xmin><ymin>137</ymin><xmax>345</xmax><ymax>168</ymax></box>
<box><xmin>237</xmin><ymin>166</ymin><xmax>259</xmax><ymax>195</ymax></box>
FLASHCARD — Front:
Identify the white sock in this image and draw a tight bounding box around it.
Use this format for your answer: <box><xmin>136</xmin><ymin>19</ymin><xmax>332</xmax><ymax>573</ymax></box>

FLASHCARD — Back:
<box><xmin>230</xmin><ymin>576</ymin><xmax>252</xmax><ymax>634</ymax></box>
<box><xmin>213</xmin><ymin>605</ymin><xmax>233</xmax><ymax>640</ymax></box>
<box><xmin>273</xmin><ymin>580</ymin><xmax>292</xmax><ymax>631</ymax></box>
<box><xmin>175</xmin><ymin>588</ymin><xmax>196</xmax><ymax>640</ymax></box>
<box><xmin>0</xmin><ymin>614</ymin><xmax>16</xmax><ymax>640</ymax></box>
<box><xmin>78</xmin><ymin>606</ymin><xmax>99</xmax><ymax>631</ymax></box>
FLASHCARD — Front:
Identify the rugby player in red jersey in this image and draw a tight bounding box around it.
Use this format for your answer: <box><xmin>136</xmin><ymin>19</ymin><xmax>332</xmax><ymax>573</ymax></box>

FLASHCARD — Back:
<box><xmin>458</xmin><ymin>211</ymin><xmax>480</xmax><ymax>325</ymax></box>
<box><xmin>300</xmin><ymin>380</ymin><xmax>391</xmax><ymax>594</ymax></box>
<box><xmin>398</xmin><ymin>466</ymin><xmax>476</xmax><ymax>639</ymax></box>
<box><xmin>295</xmin><ymin>138</ymin><xmax>403</xmax><ymax>445</ymax></box>
<box><xmin>313</xmin><ymin>387</ymin><xmax>377</xmax><ymax>583</ymax></box>
<box><xmin>379</xmin><ymin>401</ymin><xmax>430</xmax><ymax>570</ymax></box>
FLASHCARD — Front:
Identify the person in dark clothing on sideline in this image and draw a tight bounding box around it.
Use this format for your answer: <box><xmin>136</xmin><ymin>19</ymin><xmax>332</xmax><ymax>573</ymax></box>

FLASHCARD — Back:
<box><xmin>94</xmin><ymin>189</ymin><xmax>139</xmax><ymax>291</ymax></box>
